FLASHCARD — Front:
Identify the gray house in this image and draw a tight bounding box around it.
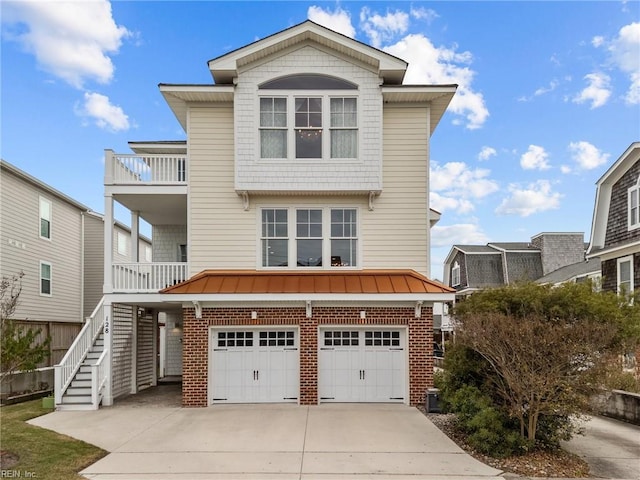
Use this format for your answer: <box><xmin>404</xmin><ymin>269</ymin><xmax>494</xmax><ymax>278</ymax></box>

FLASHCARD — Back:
<box><xmin>443</xmin><ymin>232</ymin><xmax>588</xmax><ymax>297</ymax></box>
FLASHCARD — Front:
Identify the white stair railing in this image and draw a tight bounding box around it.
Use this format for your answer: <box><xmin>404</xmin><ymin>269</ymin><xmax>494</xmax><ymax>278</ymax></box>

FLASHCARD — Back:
<box><xmin>54</xmin><ymin>297</ymin><xmax>106</xmax><ymax>405</ymax></box>
<box><xmin>91</xmin><ymin>349</ymin><xmax>109</xmax><ymax>409</ymax></box>
<box><xmin>112</xmin><ymin>262</ymin><xmax>188</xmax><ymax>292</ymax></box>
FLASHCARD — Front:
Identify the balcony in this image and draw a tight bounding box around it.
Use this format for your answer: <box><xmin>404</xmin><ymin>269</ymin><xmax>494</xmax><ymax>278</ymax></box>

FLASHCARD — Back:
<box><xmin>106</xmin><ymin>153</ymin><xmax>187</xmax><ymax>186</ymax></box>
<box><xmin>112</xmin><ymin>263</ymin><xmax>188</xmax><ymax>293</ymax></box>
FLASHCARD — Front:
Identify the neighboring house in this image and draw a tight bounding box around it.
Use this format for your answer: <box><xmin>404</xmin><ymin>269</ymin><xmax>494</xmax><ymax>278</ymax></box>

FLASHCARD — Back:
<box><xmin>535</xmin><ymin>257</ymin><xmax>601</xmax><ymax>287</ymax></box>
<box><xmin>586</xmin><ymin>142</ymin><xmax>640</xmax><ymax>294</ymax></box>
<box><xmin>0</xmin><ymin>159</ymin><xmax>150</xmax><ymax>395</ymax></box>
<box><xmin>55</xmin><ymin>20</ymin><xmax>457</xmax><ymax>410</ymax></box>
<box><xmin>443</xmin><ymin>232</ymin><xmax>587</xmax><ymax>297</ymax></box>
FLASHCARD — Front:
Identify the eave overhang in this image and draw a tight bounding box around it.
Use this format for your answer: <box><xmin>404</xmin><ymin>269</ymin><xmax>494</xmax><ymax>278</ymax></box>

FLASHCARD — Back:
<box><xmin>159</xmin><ymin>84</ymin><xmax>235</xmax><ymax>131</ymax></box>
<box><xmin>207</xmin><ymin>20</ymin><xmax>408</xmax><ymax>86</ymax></box>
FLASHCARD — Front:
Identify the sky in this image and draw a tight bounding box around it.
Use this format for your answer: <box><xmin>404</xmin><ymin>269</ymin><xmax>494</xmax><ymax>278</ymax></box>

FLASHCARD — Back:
<box><xmin>1</xmin><ymin>0</ymin><xmax>639</xmax><ymax>279</ymax></box>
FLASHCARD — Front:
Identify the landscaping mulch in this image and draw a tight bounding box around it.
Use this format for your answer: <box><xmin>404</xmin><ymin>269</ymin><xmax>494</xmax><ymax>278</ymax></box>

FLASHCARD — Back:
<box><xmin>419</xmin><ymin>407</ymin><xmax>591</xmax><ymax>478</ymax></box>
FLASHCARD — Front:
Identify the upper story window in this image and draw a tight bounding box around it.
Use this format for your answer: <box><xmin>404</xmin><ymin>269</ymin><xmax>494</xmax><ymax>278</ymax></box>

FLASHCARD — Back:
<box><xmin>260</xmin><ymin>206</ymin><xmax>358</xmax><ymax>269</ymax></box>
<box><xmin>40</xmin><ymin>261</ymin><xmax>52</xmax><ymax>296</ymax></box>
<box><xmin>451</xmin><ymin>261</ymin><xmax>461</xmax><ymax>287</ymax></box>
<box><xmin>39</xmin><ymin>197</ymin><xmax>52</xmax><ymax>239</ymax></box>
<box><xmin>628</xmin><ymin>177</ymin><xmax>640</xmax><ymax>230</ymax></box>
<box><xmin>617</xmin><ymin>255</ymin><xmax>634</xmax><ymax>296</ymax></box>
<box><xmin>259</xmin><ymin>74</ymin><xmax>358</xmax><ymax>161</ymax></box>
<box><xmin>116</xmin><ymin>231</ymin><xmax>128</xmax><ymax>256</ymax></box>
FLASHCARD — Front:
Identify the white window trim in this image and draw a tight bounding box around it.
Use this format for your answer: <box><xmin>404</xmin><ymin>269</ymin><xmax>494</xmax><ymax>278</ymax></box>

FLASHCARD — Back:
<box><xmin>628</xmin><ymin>177</ymin><xmax>640</xmax><ymax>231</ymax></box>
<box><xmin>617</xmin><ymin>255</ymin><xmax>634</xmax><ymax>296</ymax></box>
<box><xmin>451</xmin><ymin>261</ymin><xmax>461</xmax><ymax>287</ymax></box>
<box><xmin>39</xmin><ymin>196</ymin><xmax>52</xmax><ymax>240</ymax></box>
<box><xmin>40</xmin><ymin>260</ymin><xmax>52</xmax><ymax>297</ymax></box>
<box><xmin>257</xmin><ymin>205</ymin><xmax>361</xmax><ymax>270</ymax></box>
<box><xmin>257</xmin><ymin>91</ymin><xmax>360</xmax><ymax>163</ymax></box>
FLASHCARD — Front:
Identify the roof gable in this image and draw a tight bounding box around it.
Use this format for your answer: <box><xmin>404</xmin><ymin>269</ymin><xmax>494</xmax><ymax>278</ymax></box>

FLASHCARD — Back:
<box><xmin>207</xmin><ymin>20</ymin><xmax>407</xmax><ymax>85</ymax></box>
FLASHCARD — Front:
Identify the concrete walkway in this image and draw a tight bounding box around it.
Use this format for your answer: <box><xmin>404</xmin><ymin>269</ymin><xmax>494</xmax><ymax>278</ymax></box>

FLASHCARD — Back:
<box><xmin>29</xmin><ymin>403</ymin><xmax>504</xmax><ymax>480</ymax></box>
<box><xmin>562</xmin><ymin>415</ymin><xmax>640</xmax><ymax>480</ymax></box>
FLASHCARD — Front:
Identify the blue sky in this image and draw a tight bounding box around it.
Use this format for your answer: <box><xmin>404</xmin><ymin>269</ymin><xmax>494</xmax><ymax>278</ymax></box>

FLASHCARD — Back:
<box><xmin>2</xmin><ymin>1</ymin><xmax>639</xmax><ymax>279</ymax></box>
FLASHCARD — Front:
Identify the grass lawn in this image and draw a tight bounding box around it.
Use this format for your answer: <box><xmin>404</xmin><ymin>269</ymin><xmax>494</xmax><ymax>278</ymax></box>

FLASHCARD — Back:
<box><xmin>0</xmin><ymin>399</ymin><xmax>107</xmax><ymax>479</ymax></box>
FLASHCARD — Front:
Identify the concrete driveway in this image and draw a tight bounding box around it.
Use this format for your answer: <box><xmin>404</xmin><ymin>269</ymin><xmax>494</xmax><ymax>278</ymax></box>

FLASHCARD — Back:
<box><xmin>30</xmin><ymin>403</ymin><xmax>504</xmax><ymax>480</ymax></box>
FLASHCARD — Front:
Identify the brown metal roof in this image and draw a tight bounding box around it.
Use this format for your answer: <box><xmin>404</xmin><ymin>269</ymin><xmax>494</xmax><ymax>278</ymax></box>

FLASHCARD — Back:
<box><xmin>161</xmin><ymin>270</ymin><xmax>454</xmax><ymax>295</ymax></box>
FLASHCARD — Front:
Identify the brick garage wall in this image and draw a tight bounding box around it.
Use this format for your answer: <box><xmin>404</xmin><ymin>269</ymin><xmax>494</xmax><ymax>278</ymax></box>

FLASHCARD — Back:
<box><xmin>181</xmin><ymin>305</ymin><xmax>434</xmax><ymax>407</ymax></box>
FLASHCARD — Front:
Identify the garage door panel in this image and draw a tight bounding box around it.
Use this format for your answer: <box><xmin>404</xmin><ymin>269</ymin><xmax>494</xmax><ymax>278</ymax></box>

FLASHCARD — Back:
<box><xmin>320</xmin><ymin>329</ymin><xmax>405</xmax><ymax>403</ymax></box>
<box><xmin>211</xmin><ymin>329</ymin><xmax>298</xmax><ymax>404</ymax></box>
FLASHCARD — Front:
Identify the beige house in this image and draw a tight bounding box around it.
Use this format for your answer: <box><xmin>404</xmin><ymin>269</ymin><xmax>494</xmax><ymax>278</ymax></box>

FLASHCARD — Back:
<box><xmin>55</xmin><ymin>21</ymin><xmax>456</xmax><ymax>410</ymax></box>
<box><xmin>0</xmin><ymin>159</ymin><xmax>150</xmax><ymax>395</ymax></box>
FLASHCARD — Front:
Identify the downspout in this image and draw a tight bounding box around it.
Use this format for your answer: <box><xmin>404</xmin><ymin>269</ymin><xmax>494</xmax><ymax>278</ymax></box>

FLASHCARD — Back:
<box><xmin>80</xmin><ymin>211</ymin><xmax>85</xmax><ymax>320</ymax></box>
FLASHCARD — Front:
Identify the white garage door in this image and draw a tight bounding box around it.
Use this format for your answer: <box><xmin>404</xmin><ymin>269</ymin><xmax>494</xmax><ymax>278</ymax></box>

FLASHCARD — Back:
<box><xmin>210</xmin><ymin>329</ymin><xmax>299</xmax><ymax>404</ymax></box>
<box><xmin>319</xmin><ymin>329</ymin><xmax>406</xmax><ymax>403</ymax></box>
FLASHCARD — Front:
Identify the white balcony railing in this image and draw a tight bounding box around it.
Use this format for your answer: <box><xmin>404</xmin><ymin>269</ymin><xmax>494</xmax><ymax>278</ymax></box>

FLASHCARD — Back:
<box><xmin>107</xmin><ymin>153</ymin><xmax>187</xmax><ymax>185</ymax></box>
<box><xmin>112</xmin><ymin>262</ymin><xmax>189</xmax><ymax>292</ymax></box>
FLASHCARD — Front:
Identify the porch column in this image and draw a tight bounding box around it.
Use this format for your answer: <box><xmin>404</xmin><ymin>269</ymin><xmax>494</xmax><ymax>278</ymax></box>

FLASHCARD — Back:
<box><xmin>152</xmin><ymin>310</ymin><xmax>158</xmax><ymax>386</ymax></box>
<box><xmin>130</xmin><ymin>305</ymin><xmax>138</xmax><ymax>394</ymax></box>
<box><xmin>104</xmin><ymin>194</ymin><xmax>114</xmax><ymax>293</ymax></box>
<box><xmin>103</xmin><ymin>299</ymin><xmax>113</xmax><ymax>406</ymax></box>
<box><xmin>131</xmin><ymin>210</ymin><xmax>140</xmax><ymax>263</ymax></box>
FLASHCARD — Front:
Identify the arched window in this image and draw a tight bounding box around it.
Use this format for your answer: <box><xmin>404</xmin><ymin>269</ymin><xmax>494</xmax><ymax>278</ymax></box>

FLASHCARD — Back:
<box><xmin>452</xmin><ymin>261</ymin><xmax>461</xmax><ymax>286</ymax></box>
<box><xmin>259</xmin><ymin>74</ymin><xmax>357</xmax><ymax>90</ymax></box>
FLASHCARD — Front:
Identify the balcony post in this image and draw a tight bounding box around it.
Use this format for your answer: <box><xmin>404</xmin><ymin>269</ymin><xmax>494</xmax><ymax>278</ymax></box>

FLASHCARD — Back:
<box><xmin>102</xmin><ymin>300</ymin><xmax>113</xmax><ymax>406</ymax></box>
<box><xmin>104</xmin><ymin>194</ymin><xmax>114</xmax><ymax>294</ymax></box>
<box><xmin>131</xmin><ymin>211</ymin><xmax>140</xmax><ymax>263</ymax></box>
<box><xmin>104</xmin><ymin>149</ymin><xmax>115</xmax><ymax>185</ymax></box>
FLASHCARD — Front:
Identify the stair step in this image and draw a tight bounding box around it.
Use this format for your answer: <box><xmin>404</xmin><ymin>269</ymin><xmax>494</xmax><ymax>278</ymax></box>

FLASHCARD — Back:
<box><xmin>61</xmin><ymin>395</ymin><xmax>92</xmax><ymax>404</ymax></box>
<box><xmin>75</xmin><ymin>372</ymin><xmax>91</xmax><ymax>381</ymax></box>
<box><xmin>86</xmin><ymin>351</ymin><xmax>102</xmax><ymax>359</ymax></box>
<box><xmin>66</xmin><ymin>386</ymin><xmax>91</xmax><ymax>396</ymax></box>
<box><xmin>71</xmin><ymin>379</ymin><xmax>91</xmax><ymax>388</ymax></box>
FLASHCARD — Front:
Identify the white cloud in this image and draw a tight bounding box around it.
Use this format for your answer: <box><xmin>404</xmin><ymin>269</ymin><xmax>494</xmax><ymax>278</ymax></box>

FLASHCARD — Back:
<box><xmin>534</xmin><ymin>79</ymin><xmax>559</xmax><ymax>96</ymax></box>
<box><xmin>592</xmin><ymin>35</ymin><xmax>605</xmax><ymax>47</ymax></box>
<box><xmin>307</xmin><ymin>5</ymin><xmax>355</xmax><ymax>38</ymax></box>
<box><xmin>495</xmin><ymin>180</ymin><xmax>562</xmax><ymax>217</ymax></box>
<box><xmin>430</xmin><ymin>192</ymin><xmax>475</xmax><ymax>214</ymax></box>
<box><xmin>431</xmin><ymin>223</ymin><xmax>489</xmax><ymax>247</ymax></box>
<box><xmin>520</xmin><ymin>145</ymin><xmax>551</xmax><ymax>170</ymax></box>
<box><xmin>77</xmin><ymin>92</ymin><xmax>129</xmax><ymax>131</ymax></box>
<box><xmin>410</xmin><ymin>6</ymin><xmax>439</xmax><ymax>23</ymax></box>
<box><xmin>384</xmin><ymin>34</ymin><xmax>488</xmax><ymax>129</ymax></box>
<box><xmin>568</xmin><ymin>141</ymin><xmax>610</xmax><ymax>170</ymax></box>
<box><xmin>2</xmin><ymin>0</ymin><xmax>130</xmax><ymax>88</ymax></box>
<box><xmin>608</xmin><ymin>22</ymin><xmax>640</xmax><ymax>104</ymax></box>
<box><xmin>573</xmin><ymin>72</ymin><xmax>612</xmax><ymax>109</ymax></box>
<box><xmin>478</xmin><ymin>146</ymin><xmax>497</xmax><ymax>161</ymax></box>
<box><xmin>359</xmin><ymin>7</ymin><xmax>409</xmax><ymax>48</ymax></box>
<box><xmin>430</xmin><ymin>161</ymin><xmax>499</xmax><ymax>213</ymax></box>
<box><xmin>560</xmin><ymin>165</ymin><xmax>572</xmax><ymax>174</ymax></box>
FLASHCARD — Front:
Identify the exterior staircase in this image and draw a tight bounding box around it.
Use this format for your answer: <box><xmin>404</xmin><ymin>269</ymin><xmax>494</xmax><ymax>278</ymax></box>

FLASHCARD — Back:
<box><xmin>58</xmin><ymin>334</ymin><xmax>104</xmax><ymax>409</ymax></box>
<box><xmin>54</xmin><ymin>297</ymin><xmax>109</xmax><ymax>411</ymax></box>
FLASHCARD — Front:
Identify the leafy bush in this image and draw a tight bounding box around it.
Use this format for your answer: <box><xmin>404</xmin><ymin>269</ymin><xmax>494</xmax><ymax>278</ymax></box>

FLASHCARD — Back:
<box><xmin>445</xmin><ymin>384</ymin><xmax>529</xmax><ymax>457</ymax></box>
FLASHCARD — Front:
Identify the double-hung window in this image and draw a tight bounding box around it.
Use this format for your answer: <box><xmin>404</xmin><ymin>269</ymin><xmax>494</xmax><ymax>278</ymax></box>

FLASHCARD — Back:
<box><xmin>40</xmin><ymin>261</ymin><xmax>52</xmax><ymax>296</ymax></box>
<box><xmin>296</xmin><ymin>209</ymin><xmax>323</xmax><ymax>266</ymax></box>
<box><xmin>39</xmin><ymin>197</ymin><xmax>52</xmax><ymax>239</ymax></box>
<box><xmin>260</xmin><ymin>97</ymin><xmax>287</xmax><ymax>158</ymax></box>
<box><xmin>260</xmin><ymin>207</ymin><xmax>358</xmax><ymax>268</ymax></box>
<box><xmin>261</xmin><ymin>209</ymin><xmax>289</xmax><ymax>267</ymax></box>
<box><xmin>451</xmin><ymin>262</ymin><xmax>461</xmax><ymax>287</ymax></box>
<box><xmin>617</xmin><ymin>255</ymin><xmax>634</xmax><ymax>296</ymax></box>
<box><xmin>629</xmin><ymin>177</ymin><xmax>640</xmax><ymax>230</ymax></box>
<box><xmin>258</xmin><ymin>74</ymin><xmax>358</xmax><ymax>161</ymax></box>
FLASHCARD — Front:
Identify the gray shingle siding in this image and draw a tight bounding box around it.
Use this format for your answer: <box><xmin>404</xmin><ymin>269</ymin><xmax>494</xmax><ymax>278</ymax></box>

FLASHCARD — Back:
<box><xmin>466</xmin><ymin>254</ymin><xmax>504</xmax><ymax>287</ymax></box>
<box><xmin>604</xmin><ymin>160</ymin><xmax>640</xmax><ymax>249</ymax></box>
<box><xmin>505</xmin><ymin>252</ymin><xmax>543</xmax><ymax>283</ymax></box>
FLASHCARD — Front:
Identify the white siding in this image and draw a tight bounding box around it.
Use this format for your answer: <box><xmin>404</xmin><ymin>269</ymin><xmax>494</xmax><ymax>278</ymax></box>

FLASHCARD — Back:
<box><xmin>234</xmin><ymin>44</ymin><xmax>383</xmax><ymax>192</ymax></box>
<box><xmin>0</xmin><ymin>168</ymin><xmax>84</xmax><ymax>323</ymax></box>
<box><xmin>83</xmin><ymin>213</ymin><xmax>104</xmax><ymax>317</ymax></box>
<box><xmin>362</xmin><ymin>105</ymin><xmax>429</xmax><ymax>275</ymax></box>
<box><xmin>189</xmin><ymin>105</ymin><xmax>256</xmax><ymax>274</ymax></box>
<box><xmin>111</xmin><ymin>303</ymin><xmax>133</xmax><ymax>399</ymax></box>
<box><xmin>152</xmin><ymin>225</ymin><xmax>187</xmax><ymax>262</ymax></box>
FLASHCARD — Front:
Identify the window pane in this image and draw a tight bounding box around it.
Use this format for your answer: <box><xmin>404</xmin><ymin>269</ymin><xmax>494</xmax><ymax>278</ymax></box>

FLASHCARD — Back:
<box><xmin>296</xmin><ymin>130</ymin><xmax>322</xmax><ymax>158</ymax></box>
<box><xmin>262</xmin><ymin>239</ymin><xmax>288</xmax><ymax>266</ymax></box>
<box><xmin>331</xmin><ymin>239</ymin><xmax>356</xmax><ymax>267</ymax></box>
<box><xmin>309</xmin><ymin>97</ymin><xmax>322</xmax><ymax>111</ymax></box>
<box><xmin>40</xmin><ymin>219</ymin><xmax>50</xmax><ymax>239</ymax></box>
<box><xmin>274</xmin><ymin>98</ymin><xmax>286</xmax><ymax>112</ymax></box>
<box><xmin>331</xmin><ymin>130</ymin><xmax>357</xmax><ymax>158</ymax></box>
<box><xmin>297</xmin><ymin>239</ymin><xmax>322</xmax><ymax>266</ymax></box>
<box><xmin>260</xmin><ymin>130</ymin><xmax>286</xmax><ymax>158</ymax></box>
<box><xmin>620</xmin><ymin>260</ymin><xmax>631</xmax><ymax>282</ymax></box>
